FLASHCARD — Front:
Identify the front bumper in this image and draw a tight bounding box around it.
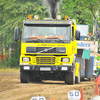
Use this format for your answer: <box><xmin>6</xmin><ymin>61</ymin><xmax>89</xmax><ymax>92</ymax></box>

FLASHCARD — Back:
<box><xmin>20</xmin><ymin>65</ymin><xmax>74</xmax><ymax>71</ymax></box>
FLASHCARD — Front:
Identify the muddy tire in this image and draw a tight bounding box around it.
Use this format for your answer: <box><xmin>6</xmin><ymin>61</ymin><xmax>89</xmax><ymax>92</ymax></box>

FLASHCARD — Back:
<box><xmin>20</xmin><ymin>71</ymin><xmax>28</xmax><ymax>83</ymax></box>
<box><xmin>65</xmin><ymin>67</ymin><xmax>75</xmax><ymax>85</ymax></box>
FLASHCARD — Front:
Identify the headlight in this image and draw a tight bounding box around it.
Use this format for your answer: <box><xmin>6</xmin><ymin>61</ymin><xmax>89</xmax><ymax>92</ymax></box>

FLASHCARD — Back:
<box><xmin>34</xmin><ymin>15</ymin><xmax>39</xmax><ymax>20</ymax></box>
<box><xmin>62</xmin><ymin>58</ymin><xmax>69</xmax><ymax>62</ymax></box>
<box><xmin>23</xmin><ymin>57</ymin><xmax>30</xmax><ymax>61</ymax></box>
<box><xmin>57</xmin><ymin>15</ymin><xmax>61</xmax><ymax>20</ymax></box>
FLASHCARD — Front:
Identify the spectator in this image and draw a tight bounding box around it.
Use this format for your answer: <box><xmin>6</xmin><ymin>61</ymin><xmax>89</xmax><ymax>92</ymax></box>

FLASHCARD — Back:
<box><xmin>62</xmin><ymin>29</ymin><xmax>67</xmax><ymax>36</ymax></box>
<box><xmin>62</xmin><ymin>29</ymin><xmax>69</xmax><ymax>40</ymax></box>
<box><xmin>31</xmin><ymin>29</ymin><xmax>37</xmax><ymax>37</ymax></box>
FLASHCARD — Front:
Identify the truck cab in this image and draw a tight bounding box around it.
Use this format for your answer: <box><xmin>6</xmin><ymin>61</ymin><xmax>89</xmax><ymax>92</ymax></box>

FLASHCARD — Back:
<box><xmin>14</xmin><ymin>15</ymin><xmax>80</xmax><ymax>84</ymax></box>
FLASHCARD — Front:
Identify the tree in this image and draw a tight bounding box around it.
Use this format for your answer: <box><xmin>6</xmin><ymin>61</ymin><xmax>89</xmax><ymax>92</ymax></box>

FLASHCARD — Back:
<box><xmin>0</xmin><ymin>0</ymin><xmax>48</xmax><ymax>67</ymax></box>
<box><xmin>59</xmin><ymin>0</ymin><xmax>100</xmax><ymax>33</ymax></box>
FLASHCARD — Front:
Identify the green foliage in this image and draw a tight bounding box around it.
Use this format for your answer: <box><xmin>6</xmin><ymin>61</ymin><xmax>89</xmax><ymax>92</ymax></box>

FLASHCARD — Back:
<box><xmin>0</xmin><ymin>0</ymin><xmax>48</xmax><ymax>68</ymax></box>
<box><xmin>0</xmin><ymin>0</ymin><xmax>48</xmax><ymax>40</ymax></box>
<box><xmin>59</xmin><ymin>0</ymin><xmax>100</xmax><ymax>33</ymax></box>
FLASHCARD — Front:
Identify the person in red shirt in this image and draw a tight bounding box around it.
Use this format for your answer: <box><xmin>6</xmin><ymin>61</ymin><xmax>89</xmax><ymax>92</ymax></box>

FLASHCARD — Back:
<box><xmin>0</xmin><ymin>54</ymin><xmax>6</xmax><ymax>62</ymax></box>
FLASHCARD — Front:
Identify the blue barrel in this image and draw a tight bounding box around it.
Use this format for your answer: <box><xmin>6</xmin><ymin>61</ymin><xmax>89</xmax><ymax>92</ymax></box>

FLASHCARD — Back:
<box><xmin>85</xmin><ymin>56</ymin><xmax>94</xmax><ymax>78</ymax></box>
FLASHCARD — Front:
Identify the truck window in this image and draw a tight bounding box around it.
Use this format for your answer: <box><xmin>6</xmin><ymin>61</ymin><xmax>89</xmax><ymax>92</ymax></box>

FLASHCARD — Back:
<box><xmin>72</xmin><ymin>27</ymin><xmax>74</xmax><ymax>37</ymax></box>
<box><xmin>22</xmin><ymin>25</ymin><xmax>71</xmax><ymax>43</ymax></box>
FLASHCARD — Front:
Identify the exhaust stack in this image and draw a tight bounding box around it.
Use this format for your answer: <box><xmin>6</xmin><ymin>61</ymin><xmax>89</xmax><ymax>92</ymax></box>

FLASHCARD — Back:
<box><xmin>46</xmin><ymin>0</ymin><xmax>62</xmax><ymax>19</ymax></box>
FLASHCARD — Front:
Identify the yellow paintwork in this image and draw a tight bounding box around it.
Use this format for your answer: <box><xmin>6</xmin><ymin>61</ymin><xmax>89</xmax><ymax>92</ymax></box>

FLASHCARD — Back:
<box><xmin>20</xmin><ymin>20</ymin><xmax>77</xmax><ymax>67</ymax></box>
<box><xmin>75</xmin><ymin>62</ymin><xmax>80</xmax><ymax>77</ymax></box>
<box><xmin>20</xmin><ymin>54</ymin><xmax>74</xmax><ymax>65</ymax></box>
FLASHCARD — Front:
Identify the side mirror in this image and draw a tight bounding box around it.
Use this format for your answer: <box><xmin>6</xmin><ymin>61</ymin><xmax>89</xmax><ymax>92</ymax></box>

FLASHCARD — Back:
<box><xmin>75</xmin><ymin>30</ymin><xmax>80</xmax><ymax>40</ymax></box>
<box><xmin>14</xmin><ymin>27</ymin><xmax>19</xmax><ymax>41</ymax></box>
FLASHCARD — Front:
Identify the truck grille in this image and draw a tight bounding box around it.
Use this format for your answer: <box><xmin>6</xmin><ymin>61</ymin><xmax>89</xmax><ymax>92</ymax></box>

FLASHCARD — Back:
<box><xmin>36</xmin><ymin>57</ymin><xmax>55</xmax><ymax>64</ymax></box>
<box><xmin>26</xmin><ymin>47</ymin><xmax>66</xmax><ymax>53</ymax></box>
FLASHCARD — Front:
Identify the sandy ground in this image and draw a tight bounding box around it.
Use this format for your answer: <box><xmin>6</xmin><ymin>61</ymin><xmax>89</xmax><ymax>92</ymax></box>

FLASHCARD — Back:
<box><xmin>0</xmin><ymin>72</ymin><xmax>98</xmax><ymax>100</ymax></box>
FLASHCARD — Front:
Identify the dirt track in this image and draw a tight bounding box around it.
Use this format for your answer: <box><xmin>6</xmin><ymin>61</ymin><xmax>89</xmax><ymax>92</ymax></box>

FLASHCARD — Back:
<box><xmin>0</xmin><ymin>72</ymin><xmax>97</xmax><ymax>100</ymax></box>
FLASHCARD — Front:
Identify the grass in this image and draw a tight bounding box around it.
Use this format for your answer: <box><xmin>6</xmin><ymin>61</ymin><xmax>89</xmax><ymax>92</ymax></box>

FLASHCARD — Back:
<box><xmin>0</xmin><ymin>68</ymin><xmax>20</xmax><ymax>73</ymax></box>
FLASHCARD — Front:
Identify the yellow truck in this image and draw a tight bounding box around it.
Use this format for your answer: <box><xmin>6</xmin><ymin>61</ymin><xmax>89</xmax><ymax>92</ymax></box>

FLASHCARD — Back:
<box><xmin>14</xmin><ymin>15</ymin><xmax>80</xmax><ymax>84</ymax></box>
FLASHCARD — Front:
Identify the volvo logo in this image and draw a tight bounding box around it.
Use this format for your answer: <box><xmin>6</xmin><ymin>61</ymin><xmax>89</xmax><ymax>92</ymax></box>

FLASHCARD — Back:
<box><xmin>43</xmin><ymin>49</ymin><xmax>49</xmax><ymax>52</ymax></box>
<box><xmin>37</xmin><ymin>47</ymin><xmax>55</xmax><ymax>53</ymax></box>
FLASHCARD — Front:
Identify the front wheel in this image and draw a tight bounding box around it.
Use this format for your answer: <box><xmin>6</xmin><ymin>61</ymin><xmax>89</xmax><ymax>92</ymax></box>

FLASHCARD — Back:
<box><xmin>20</xmin><ymin>70</ymin><xmax>28</xmax><ymax>83</ymax></box>
<box><xmin>65</xmin><ymin>67</ymin><xmax>75</xmax><ymax>85</ymax></box>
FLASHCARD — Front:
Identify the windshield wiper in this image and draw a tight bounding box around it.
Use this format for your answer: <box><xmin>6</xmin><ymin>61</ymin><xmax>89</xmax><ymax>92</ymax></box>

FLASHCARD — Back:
<box><xmin>46</xmin><ymin>37</ymin><xmax>65</xmax><ymax>43</ymax></box>
<box><xmin>24</xmin><ymin>37</ymin><xmax>43</xmax><ymax>43</ymax></box>
<box><xmin>55</xmin><ymin>37</ymin><xmax>65</xmax><ymax>43</ymax></box>
<box><xmin>34</xmin><ymin>37</ymin><xmax>43</xmax><ymax>43</ymax></box>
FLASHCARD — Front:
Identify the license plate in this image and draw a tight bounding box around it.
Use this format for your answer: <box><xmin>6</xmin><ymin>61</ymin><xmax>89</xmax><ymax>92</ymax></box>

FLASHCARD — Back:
<box><xmin>40</xmin><ymin>67</ymin><xmax>51</xmax><ymax>71</ymax></box>
<box><xmin>61</xmin><ymin>67</ymin><xmax>67</xmax><ymax>70</ymax></box>
<box><xmin>24</xmin><ymin>66</ymin><xmax>30</xmax><ymax>70</ymax></box>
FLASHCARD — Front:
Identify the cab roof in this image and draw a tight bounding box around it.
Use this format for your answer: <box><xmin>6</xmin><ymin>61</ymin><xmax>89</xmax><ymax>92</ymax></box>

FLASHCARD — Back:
<box><xmin>24</xmin><ymin>20</ymin><xmax>71</xmax><ymax>26</ymax></box>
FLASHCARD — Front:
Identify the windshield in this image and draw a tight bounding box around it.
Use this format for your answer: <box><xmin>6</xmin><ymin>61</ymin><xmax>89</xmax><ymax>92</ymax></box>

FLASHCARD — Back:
<box><xmin>22</xmin><ymin>25</ymin><xmax>71</xmax><ymax>43</ymax></box>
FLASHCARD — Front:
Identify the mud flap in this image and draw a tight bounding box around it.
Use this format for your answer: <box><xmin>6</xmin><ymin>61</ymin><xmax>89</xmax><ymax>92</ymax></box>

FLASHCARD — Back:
<box><xmin>75</xmin><ymin>62</ymin><xmax>80</xmax><ymax>84</ymax></box>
